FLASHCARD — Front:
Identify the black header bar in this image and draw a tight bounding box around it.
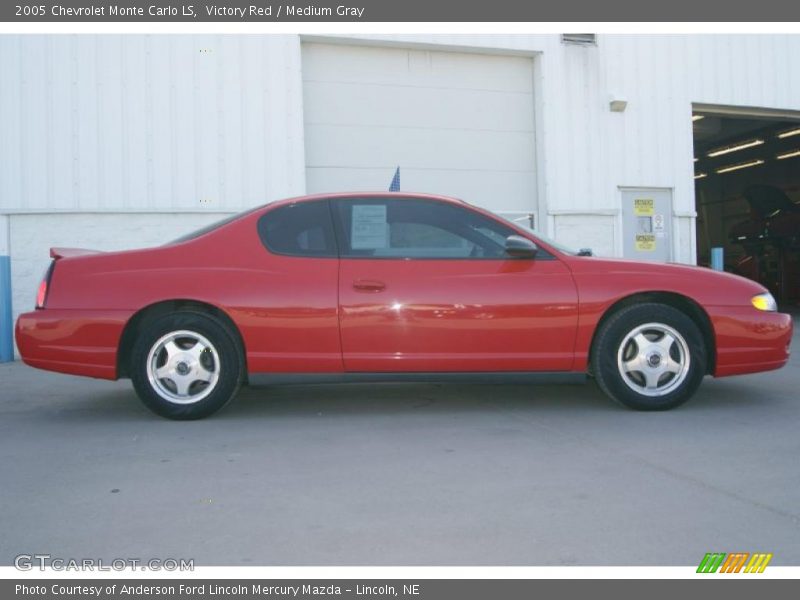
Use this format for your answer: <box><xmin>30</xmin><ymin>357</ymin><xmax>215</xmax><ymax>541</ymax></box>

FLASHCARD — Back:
<box><xmin>3</xmin><ymin>0</ymin><xmax>800</xmax><ymax>22</ymax></box>
<box><xmin>3</xmin><ymin>579</ymin><xmax>800</xmax><ymax>600</ymax></box>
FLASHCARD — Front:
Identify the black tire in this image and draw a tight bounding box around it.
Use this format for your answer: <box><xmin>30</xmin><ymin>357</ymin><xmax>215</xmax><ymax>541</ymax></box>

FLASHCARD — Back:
<box><xmin>130</xmin><ymin>311</ymin><xmax>244</xmax><ymax>420</ymax></box>
<box><xmin>591</xmin><ymin>303</ymin><xmax>706</xmax><ymax>411</ymax></box>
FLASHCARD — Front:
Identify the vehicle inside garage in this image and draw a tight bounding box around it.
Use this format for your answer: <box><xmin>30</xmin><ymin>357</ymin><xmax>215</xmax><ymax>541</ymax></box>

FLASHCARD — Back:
<box><xmin>693</xmin><ymin>111</ymin><xmax>800</xmax><ymax>306</ymax></box>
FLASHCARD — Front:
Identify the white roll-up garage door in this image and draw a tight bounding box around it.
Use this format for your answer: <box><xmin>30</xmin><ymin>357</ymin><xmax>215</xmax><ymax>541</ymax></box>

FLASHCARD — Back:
<box><xmin>301</xmin><ymin>43</ymin><xmax>537</xmax><ymax>214</ymax></box>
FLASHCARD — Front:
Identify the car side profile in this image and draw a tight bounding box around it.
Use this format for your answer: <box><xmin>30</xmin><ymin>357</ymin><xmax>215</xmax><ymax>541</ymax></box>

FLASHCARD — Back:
<box><xmin>15</xmin><ymin>192</ymin><xmax>793</xmax><ymax>419</ymax></box>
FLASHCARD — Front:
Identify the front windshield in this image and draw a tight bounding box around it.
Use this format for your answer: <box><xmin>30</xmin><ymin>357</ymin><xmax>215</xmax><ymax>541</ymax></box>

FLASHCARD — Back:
<box><xmin>495</xmin><ymin>214</ymin><xmax>577</xmax><ymax>255</ymax></box>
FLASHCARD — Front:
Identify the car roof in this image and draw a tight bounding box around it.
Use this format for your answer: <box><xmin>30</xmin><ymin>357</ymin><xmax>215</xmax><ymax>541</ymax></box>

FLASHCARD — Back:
<box><xmin>265</xmin><ymin>191</ymin><xmax>469</xmax><ymax>210</ymax></box>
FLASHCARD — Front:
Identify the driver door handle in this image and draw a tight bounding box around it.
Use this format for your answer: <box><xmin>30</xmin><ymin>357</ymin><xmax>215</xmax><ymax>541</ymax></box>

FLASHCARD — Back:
<box><xmin>352</xmin><ymin>279</ymin><xmax>386</xmax><ymax>292</ymax></box>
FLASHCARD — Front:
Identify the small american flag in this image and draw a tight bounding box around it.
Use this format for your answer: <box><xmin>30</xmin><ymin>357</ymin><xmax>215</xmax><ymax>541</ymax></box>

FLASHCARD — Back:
<box><xmin>389</xmin><ymin>167</ymin><xmax>400</xmax><ymax>192</ymax></box>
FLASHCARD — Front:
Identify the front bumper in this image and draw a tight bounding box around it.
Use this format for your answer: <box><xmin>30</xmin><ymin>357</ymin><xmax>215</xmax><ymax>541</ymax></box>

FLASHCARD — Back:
<box><xmin>711</xmin><ymin>308</ymin><xmax>793</xmax><ymax>377</ymax></box>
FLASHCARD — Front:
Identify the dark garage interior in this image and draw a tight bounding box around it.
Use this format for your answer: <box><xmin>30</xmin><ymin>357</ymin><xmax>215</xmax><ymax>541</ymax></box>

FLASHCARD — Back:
<box><xmin>693</xmin><ymin>112</ymin><xmax>800</xmax><ymax>306</ymax></box>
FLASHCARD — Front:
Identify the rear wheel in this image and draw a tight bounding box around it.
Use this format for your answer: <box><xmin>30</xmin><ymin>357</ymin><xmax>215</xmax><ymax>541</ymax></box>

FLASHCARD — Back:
<box><xmin>130</xmin><ymin>311</ymin><xmax>243</xmax><ymax>419</ymax></box>
<box><xmin>591</xmin><ymin>303</ymin><xmax>706</xmax><ymax>410</ymax></box>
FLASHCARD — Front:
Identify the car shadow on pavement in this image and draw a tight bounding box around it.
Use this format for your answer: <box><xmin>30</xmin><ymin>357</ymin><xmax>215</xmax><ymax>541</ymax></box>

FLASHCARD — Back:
<box><xmin>229</xmin><ymin>381</ymin><xmax>610</xmax><ymax>417</ymax></box>
<box><xmin>222</xmin><ymin>377</ymin><xmax>776</xmax><ymax>420</ymax></box>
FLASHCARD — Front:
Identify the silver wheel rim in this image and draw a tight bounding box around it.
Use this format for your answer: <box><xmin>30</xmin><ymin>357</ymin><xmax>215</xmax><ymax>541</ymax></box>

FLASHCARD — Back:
<box><xmin>616</xmin><ymin>322</ymin><xmax>691</xmax><ymax>397</ymax></box>
<box><xmin>146</xmin><ymin>330</ymin><xmax>221</xmax><ymax>404</ymax></box>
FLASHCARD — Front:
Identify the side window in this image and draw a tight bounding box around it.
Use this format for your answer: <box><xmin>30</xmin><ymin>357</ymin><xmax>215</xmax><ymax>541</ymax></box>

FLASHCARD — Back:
<box><xmin>334</xmin><ymin>198</ymin><xmax>521</xmax><ymax>259</ymax></box>
<box><xmin>258</xmin><ymin>200</ymin><xmax>337</xmax><ymax>257</ymax></box>
<box><xmin>391</xmin><ymin>222</ymin><xmax>467</xmax><ymax>251</ymax></box>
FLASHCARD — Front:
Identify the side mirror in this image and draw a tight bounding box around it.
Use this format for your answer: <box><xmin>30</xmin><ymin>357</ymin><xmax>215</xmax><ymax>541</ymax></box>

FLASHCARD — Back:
<box><xmin>505</xmin><ymin>235</ymin><xmax>538</xmax><ymax>258</ymax></box>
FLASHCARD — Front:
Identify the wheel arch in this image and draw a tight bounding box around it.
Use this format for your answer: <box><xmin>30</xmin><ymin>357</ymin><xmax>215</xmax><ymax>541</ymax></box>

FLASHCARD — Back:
<box><xmin>117</xmin><ymin>299</ymin><xmax>248</xmax><ymax>380</ymax></box>
<box><xmin>588</xmin><ymin>292</ymin><xmax>716</xmax><ymax>375</ymax></box>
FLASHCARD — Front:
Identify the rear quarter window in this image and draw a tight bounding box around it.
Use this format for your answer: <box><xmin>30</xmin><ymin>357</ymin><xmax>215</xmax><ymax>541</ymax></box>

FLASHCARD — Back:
<box><xmin>257</xmin><ymin>200</ymin><xmax>338</xmax><ymax>257</ymax></box>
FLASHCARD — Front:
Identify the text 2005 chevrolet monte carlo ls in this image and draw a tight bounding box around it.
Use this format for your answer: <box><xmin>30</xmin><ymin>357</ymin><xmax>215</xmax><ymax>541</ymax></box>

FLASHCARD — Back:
<box><xmin>16</xmin><ymin>193</ymin><xmax>793</xmax><ymax>419</ymax></box>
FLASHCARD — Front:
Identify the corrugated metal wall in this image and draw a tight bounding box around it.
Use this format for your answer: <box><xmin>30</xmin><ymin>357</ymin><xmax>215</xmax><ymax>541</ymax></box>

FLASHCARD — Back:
<box><xmin>0</xmin><ymin>35</ymin><xmax>307</xmax><ymax>214</ymax></box>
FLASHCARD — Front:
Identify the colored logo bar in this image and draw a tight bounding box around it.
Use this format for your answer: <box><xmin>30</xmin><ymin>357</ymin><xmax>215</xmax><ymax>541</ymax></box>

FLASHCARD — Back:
<box><xmin>697</xmin><ymin>552</ymin><xmax>773</xmax><ymax>573</ymax></box>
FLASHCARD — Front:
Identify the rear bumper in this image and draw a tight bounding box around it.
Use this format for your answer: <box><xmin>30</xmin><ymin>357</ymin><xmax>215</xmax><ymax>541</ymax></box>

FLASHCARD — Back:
<box><xmin>15</xmin><ymin>309</ymin><xmax>133</xmax><ymax>380</ymax></box>
<box><xmin>711</xmin><ymin>308</ymin><xmax>793</xmax><ymax>377</ymax></box>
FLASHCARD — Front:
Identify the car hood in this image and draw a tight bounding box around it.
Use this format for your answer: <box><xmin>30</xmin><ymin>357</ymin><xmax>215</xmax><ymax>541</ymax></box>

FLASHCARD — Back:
<box><xmin>565</xmin><ymin>255</ymin><xmax>768</xmax><ymax>295</ymax></box>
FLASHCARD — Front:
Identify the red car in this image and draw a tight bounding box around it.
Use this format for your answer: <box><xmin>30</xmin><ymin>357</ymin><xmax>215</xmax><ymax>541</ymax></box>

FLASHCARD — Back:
<box><xmin>15</xmin><ymin>192</ymin><xmax>793</xmax><ymax>419</ymax></box>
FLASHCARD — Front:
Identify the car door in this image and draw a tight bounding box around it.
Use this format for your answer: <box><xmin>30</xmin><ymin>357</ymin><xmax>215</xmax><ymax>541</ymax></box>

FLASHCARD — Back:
<box><xmin>333</xmin><ymin>196</ymin><xmax>579</xmax><ymax>373</ymax></box>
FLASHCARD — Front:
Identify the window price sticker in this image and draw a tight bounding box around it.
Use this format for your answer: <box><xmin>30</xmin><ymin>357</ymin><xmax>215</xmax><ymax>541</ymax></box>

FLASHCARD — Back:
<box><xmin>351</xmin><ymin>204</ymin><xmax>388</xmax><ymax>249</ymax></box>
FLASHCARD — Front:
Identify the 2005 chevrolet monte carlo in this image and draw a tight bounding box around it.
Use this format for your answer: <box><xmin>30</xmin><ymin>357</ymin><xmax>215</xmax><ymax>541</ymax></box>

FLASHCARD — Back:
<box><xmin>16</xmin><ymin>192</ymin><xmax>793</xmax><ymax>419</ymax></box>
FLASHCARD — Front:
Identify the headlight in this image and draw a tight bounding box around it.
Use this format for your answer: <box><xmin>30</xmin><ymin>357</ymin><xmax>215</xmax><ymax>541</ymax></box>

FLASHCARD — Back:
<box><xmin>751</xmin><ymin>292</ymin><xmax>777</xmax><ymax>312</ymax></box>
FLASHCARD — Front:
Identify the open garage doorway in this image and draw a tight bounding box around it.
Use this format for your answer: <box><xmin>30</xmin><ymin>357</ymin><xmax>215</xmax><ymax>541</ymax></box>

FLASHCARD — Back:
<box><xmin>692</xmin><ymin>106</ymin><xmax>800</xmax><ymax>307</ymax></box>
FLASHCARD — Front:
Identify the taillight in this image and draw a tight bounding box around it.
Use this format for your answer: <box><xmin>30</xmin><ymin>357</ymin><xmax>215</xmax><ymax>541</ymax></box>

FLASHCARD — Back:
<box><xmin>35</xmin><ymin>262</ymin><xmax>55</xmax><ymax>309</ymax></box>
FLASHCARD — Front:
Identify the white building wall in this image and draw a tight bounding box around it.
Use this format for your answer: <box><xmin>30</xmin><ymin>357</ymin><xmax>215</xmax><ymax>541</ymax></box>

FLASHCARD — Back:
<box><xmin>5</xmin><ymin>34</ymin><xmax>800</xmax><ymax>218</ymax></box>
<box><xmin>3</xmin><ymin>33</ymin><xmax>800</xmax><ymax>348</ymax></box>
<box><xmin>0</xmin><ymin>34</ymin><xmax>307</xmax><ymax>213</ymax></box>
<box><xmin>338</xmin><ymin>34</ymin><xmax>800</xmax><ymax>260</ymax></box>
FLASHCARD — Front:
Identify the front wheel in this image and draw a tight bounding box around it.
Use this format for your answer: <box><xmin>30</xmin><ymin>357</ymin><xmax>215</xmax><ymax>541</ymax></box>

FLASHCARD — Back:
<box><xmin>130</xmin><ymin>311</ymin><xmax>244</xmax><ymax>419</ymax></box>
<box><xmin>591</xmin><ymin>303</ymin><xmax>706</xmax><ymax>411</ymax></box>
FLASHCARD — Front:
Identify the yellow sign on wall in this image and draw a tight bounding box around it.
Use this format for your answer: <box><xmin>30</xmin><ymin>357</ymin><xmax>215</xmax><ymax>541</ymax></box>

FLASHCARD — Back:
<box><xmin>634</xmin><ymin>198</ymin><xmax>654</xmax><ymax>216</ymax></box>
<box><xmin>635</xmin><ymin>234</ymin><xmax>656</xmax><ymax>251</ymax></box>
